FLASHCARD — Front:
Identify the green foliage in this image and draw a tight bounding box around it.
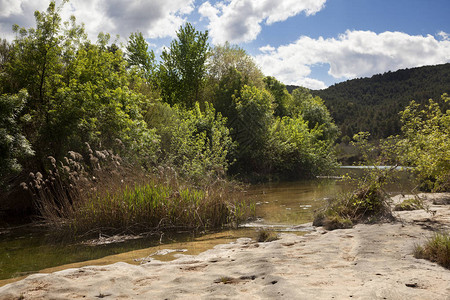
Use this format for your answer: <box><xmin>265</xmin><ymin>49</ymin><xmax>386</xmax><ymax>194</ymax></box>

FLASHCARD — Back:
<box><xmin>397</xmin><ymin>94</ymin><xmax>450</xmax><ymax>191</ymax></box>
<box><xmin>292</xmin><ymin>87</ymin><xmax>339</xmax><ymax>141</ymax></box>
<box><xmin>148</xmin><ymin>102</ymin><xmax>234</xmax><ymax>183</ymax></box>
<box><xmin>310</xmin><ymin>63</ymin><xmax>450</xmax><ymax>139</ymax></box>
<box><xmin>414</xmin><ymin>232</ymin><xmax>450</xmax><ymax>269</ymax></box>
<box><xmin>230</xmin><ymin>85</ymin><xmax>274</xmax><ymax>174</ymax></box>
<box><xmin>126</xmin><ymin>32</ymin><xmax>156</xmax><ymax>81</ymax></box>
<box><xmin>2</xmin><ymin>2</ymin><xmax>159</xmax><ymax>167</ymax></box>
<box><xmin>264</xmin><ymin>76</ymin><xmax>292</xmax><ymax>117</ymax></box>
<box><xmin>54</xmin><ymin>41</ymin><xmax>160</xmax><ymax>164</ymax></box>
<box><xmin>212</xmin><ymin>67</ymin><xmax>245</xmax><ymax>121</ymax></box>
<box><xmin>158</xmin><ymin>23</ymin><xmax>209</xmax><ymax>107</ymax></box>
<box><xmin>394</xmin><ymin>197</ymin><xmax>423</xmax><ymax>211</ymax></box>
<box><xmin>208</xmin><ymin>42</ymin><xmax>264</xmax><ymax>89</ymax></box>
<box><xmin>208</xmin><ymin>44</ymin><xmax>265</xmax><ymax>123</ymax></box>
<box><xmin>0</xmin><ymin>90</ymin><xmax>34</xmax><ymax>185</ymax></box>
<box><xmin>265</xmin><ymin>115</ymin><xmax>336</xmax><ymax>178</ymax></box>
<box><xmin>211</xmin><ymin>80</ymin><xmax>339</xmax><ymax>179</ymax></box>
<box><xmin>0</xmin><ymin>38</ymin><xmax>12</xmax><ymax>86</ymax></box>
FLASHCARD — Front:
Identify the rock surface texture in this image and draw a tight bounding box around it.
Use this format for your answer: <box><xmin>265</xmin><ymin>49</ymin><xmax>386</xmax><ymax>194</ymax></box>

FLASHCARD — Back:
<box><xmin>1</xmin><ymin>193</ymin><xmax>449</xmax><ymax>299</ymax></box>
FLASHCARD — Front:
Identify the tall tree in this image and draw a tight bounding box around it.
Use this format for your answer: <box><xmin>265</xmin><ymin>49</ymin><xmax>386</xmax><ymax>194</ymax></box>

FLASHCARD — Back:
<box><xmin>158</xmin><ymin>23</ymin><xmax>209</xmax><ymax>107</ymax></box>
<box><xmin>264</xmin><ymin>76</ymin><xmax>292</xmax><ymax>117</ymax></box>
<box><xmin>4</xmin><ymin>0</ymin><xmax>85</xmax><ymax>164</ymax></box>
<box><xmin>126</xmin><ymin>32</ymin><xmax>155</xmax><ymax>81</ymax></box>
<box><xmin>207</xmin><ymin>42</ymin><xmax>264</xmax><ymax>89</ymax></box>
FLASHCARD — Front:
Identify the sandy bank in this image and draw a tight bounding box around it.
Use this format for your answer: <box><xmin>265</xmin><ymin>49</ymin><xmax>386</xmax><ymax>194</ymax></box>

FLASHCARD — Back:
<box><xmin>0</xmin><ymin>193</ymin><xmax>449</xmax><ymax>299</ymax></box>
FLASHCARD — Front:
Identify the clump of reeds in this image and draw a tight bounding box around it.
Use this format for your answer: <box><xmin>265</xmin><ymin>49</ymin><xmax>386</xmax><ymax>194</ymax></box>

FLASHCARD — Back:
<box><xmin>313</xmin><ymin>175</ymin><xmax>393</xmax><ymax>230</ymax></box>
<box><xmin>23</xmin><ymin>144</ymin><xmax>252</xmax><ymax>240</ymax></box>
<box><xmin>414</xmin><ymin>232</ymin><xmax>450</xmax><ymax>269</ymax></box>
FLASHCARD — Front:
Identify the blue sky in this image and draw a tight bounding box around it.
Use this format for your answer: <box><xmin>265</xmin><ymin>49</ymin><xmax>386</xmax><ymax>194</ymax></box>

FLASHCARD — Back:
<box><xmin>1</xmin><ymin>0</ymin><xmax>449</xmax><ymax>89</ymax></box>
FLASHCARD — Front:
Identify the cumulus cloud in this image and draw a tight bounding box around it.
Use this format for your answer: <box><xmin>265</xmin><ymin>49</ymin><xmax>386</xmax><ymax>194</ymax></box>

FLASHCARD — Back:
<box><xmin>0</xmin><ymin>0</ymin><xmax>48</xmax><ymax>39</ymax></box>
<box><xmin>199</xmin><ymin>0</ymin><xmax>327</xmax><ymax>44</ymax></box>
<box><xmin>254</xmin><ymin>30</ymin><xmax>450</xmax><ymax>89</ymax></box>
<box><xmin>0</xmin><ymin>0</ymin><xmax>195</xmax><ymax>41</ymax></box>
<box><xmin>259</xmin><ymin>44</ymin><xmax>275</xmax><ymax>53</ymax></box>
<box><xmin>438</xmin><ymin>31</ymin><xmax>449</xmax><ymax>41</ymax></box>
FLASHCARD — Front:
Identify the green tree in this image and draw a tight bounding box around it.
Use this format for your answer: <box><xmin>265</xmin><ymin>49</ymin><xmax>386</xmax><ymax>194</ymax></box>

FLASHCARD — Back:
<box><xmin>265</xmin><ymin>115</ymin><xmax>336</xmax><ymax>178</ymax></box>
<box><xmin>207</xmin><ymin>42</ymin><xmax>264</xmax><ymax>89</ymax></box>
<box><xmin>264</xmin><ymin>76</ymin><xmax>292</xmax><ymax>117</ymax></box>
<box><xmin>48</xmin><ymin>38</ymin><xmax>159</xmax><ymax>165</ymax></box>
<box><xmin>230</xmin><ymin>85</ymin><xmax>274</xmax><ymax>174</ymax></box>
<box><xmin>4</xmin><ymin>1</ymin><xmax>87</xmax><ymax>162</ymax></box>
<box><xmin>158</xmin><ymin>23</ymin><xmax>209</xmax><ymax>107</ymax></box>
<box><xmin>146</xmin><ymin>101</ymin><xmax>233</xmax><ymax>183</ymax></box>
<box><xmin>397</xmin><ymin>94</ymin><xmax>450</xmax><ymax>191</ymax></box>
<box><xmin>292</xmin><ymin>88</ymin><xmax>339</xmax><ymax>142</ymax></box>
<box><xmin>207</xmin><ymin>44</ymin><xmax>264</xmax><ymax>132</ymax></box>
<box><xmin>3</xmin><ymin>2</ymin><xmax>159</xmax><ymax>166</ymax></box>
<box><xmin>126</xmin><ymin>32</ymin><xmax>156</xmax><ymax>81</ymax></box>
<box><xmin>0</xmin><ymin>90</ymin><xmax>34</xmax><ymax>187</ymax></box>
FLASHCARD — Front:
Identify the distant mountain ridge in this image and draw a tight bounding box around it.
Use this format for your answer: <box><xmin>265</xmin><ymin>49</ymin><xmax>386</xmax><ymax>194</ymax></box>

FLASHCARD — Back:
<box><xmin>287</xmin><ymin>63</ymin><xmax>450</xmax><ymax>139</ymax></box>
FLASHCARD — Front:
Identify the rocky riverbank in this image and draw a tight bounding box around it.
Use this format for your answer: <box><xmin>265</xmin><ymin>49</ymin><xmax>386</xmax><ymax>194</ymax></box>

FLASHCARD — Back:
<box><xmin>0</xmin><ymin>193</ymin><xmax>449</xmax><ymax>299</ymax></box>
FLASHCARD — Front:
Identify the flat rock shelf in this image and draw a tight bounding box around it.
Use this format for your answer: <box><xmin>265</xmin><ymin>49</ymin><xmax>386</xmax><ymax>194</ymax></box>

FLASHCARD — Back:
<box><xmin>0</xmin><ymin>193</ymin><xmax>449</xmax><ymax>299</ymax></box>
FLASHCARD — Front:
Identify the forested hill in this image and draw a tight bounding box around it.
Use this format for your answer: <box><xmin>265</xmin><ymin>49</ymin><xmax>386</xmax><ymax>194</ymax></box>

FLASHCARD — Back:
<box><xmin>288</xmin><ymin>63</ymin><xmax>450</xmax><ymax>139</ymax></box>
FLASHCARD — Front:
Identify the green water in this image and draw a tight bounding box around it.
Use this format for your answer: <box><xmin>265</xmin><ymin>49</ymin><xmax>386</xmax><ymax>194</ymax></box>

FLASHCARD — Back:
<box><xmin>0</xmin><ymin>169</ymin><xmax>410</xmax><ymax>283</ymax></box>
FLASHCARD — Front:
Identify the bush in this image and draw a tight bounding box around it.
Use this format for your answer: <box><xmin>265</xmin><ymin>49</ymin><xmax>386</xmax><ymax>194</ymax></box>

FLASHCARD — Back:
<box><xmin>147</xmin><ymin>101</ymin><xmax>234</xmax><ymax>184</ymax></box>
<box><xmin>313</xmin><ymin>133</ymin><xmax>397</xmax><ymax>230</ymax></box>
<box><xmin>313</xmin><ymin>180</ymin><xmax>392</xmax><ymax>230</ymax></box>
<box><xmin>265</xmin><ymin>115</ymin><xmax>337</xmax><ymax>178</ymax></box>
<box><xmin>397</xmin><ymin>94</ymin><xmax>450</xmax><ymax>192</ymax></box>
<box><xmin>414</xmin><ymin>232</ymin><xmax>450</xmax><ymax>269</ymax></box>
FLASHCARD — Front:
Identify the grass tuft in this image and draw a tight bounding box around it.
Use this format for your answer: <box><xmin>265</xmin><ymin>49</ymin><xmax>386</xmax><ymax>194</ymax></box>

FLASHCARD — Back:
<box><xmin>414</xmin><ymin>232</ymin><xmax>450</xmax><ymax>269</ymax></box>
<box><xmin>394</xmin><ymin>197</ymin><xmax>423</xmax><ymax>211</ymax></box>
<box><xmin>256</xmin><ymin>228</ymin><xmax>278</xmax><ymax>242</ymax></box>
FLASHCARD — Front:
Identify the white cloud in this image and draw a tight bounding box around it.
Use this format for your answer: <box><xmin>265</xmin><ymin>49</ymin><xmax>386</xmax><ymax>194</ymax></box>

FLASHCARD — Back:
<box><xmin>0</xmin><ymin>0</ymin><xmax>23</xmax><ymax>17</ymax></box>
<box><xmin>0</xmin><ymin>0</ymin><xmax>48</xmax><ymax>39</ymax></box>
<box><xmin>438</xmin><ymin>31</ymin><xmax>449</xmax><ymax>41</ymax></box>
<box><xmin>64</xmin><ymin>0</ymin><xmax>195</xmax><ymax>40</ymax></box>
<box><xmin>0</xmin><ymin>0</ymin><xmax>195</xmax><ymax>41</ymax></box>
<box><xmin>254</xmin><ymin>30</ymin><xmax>450</xmax><ymax>89</ymax></box>
<box><xmin>259</xmin><ymin>44</ymin><xmax>275</xmax><ymax>53</ymax></box>
<box><xmin>199</xmin><ymin>0</ymin><xmax>327</xmax><ymax>44</ymax></box>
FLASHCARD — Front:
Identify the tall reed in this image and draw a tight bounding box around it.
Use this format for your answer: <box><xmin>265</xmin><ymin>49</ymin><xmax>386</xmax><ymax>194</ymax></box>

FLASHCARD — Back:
<box><xmin>24</xmin><ymin>145</ymin><xmax>252</xmax><ymax>240</ymax></box>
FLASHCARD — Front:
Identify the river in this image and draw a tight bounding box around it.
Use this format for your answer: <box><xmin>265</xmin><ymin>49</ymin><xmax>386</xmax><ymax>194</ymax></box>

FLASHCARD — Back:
<box><xmin>0</xmin><ymin>167</ymin><xmax>412</xmax><ymax>285</ymax></box>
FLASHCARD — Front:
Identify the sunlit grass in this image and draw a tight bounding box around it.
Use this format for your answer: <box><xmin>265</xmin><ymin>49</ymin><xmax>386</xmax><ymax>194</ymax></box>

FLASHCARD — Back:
<box><xmin>414</xmin><ymin>232</ymin><xmax>450</xmax><ymax>269</ymax></box>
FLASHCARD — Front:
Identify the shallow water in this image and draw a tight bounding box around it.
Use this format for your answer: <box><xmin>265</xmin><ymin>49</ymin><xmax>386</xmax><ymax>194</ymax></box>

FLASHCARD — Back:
<box><xmin>0</xmin><ymin>168</ymin><xmax>411</xmax><ymax>284</ymax></box>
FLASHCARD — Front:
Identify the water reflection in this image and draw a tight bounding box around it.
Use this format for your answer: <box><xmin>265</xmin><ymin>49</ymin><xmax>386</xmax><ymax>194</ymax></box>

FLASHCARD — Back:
<box><xmin>246</xmin><ymin>179</ymin><xmax>345</xmax><ymax>226</ymax></box>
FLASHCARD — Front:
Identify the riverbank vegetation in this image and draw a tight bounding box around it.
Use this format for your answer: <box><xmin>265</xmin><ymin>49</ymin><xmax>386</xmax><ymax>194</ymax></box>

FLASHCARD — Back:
<box><xmin>0</xmin><ymin>2</ymin><xmax>338</xmax><ymax>238</ymax></box>
<box><xmin>314</xmin><ymin>93</ymin><xmax>449</xmax><ymax>229</ymax></box>
<box><xmin>414</xmin><ymin>232</ymin><xmax>450</xmax><ymax>269</ymax></box>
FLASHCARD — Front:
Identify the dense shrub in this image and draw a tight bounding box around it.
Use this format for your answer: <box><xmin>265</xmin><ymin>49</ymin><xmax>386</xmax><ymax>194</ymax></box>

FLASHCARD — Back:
<box><xmin>147</xmin><ymin>101</ymin><xmax>234</xmax><ymax>184</ymax></box>
<box><xmin>0</xmin><ymin>90</ymin><xmax>34</xmax><ymax>187</ymax></box>
<box><xmin>397</xmin><ymin>94</ymin><xmax>450</xmax><ymax>192</ymax></box>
